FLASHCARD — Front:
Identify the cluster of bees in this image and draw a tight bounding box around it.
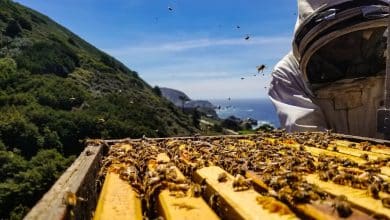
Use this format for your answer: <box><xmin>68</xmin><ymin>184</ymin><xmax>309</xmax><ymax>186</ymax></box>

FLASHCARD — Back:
<box><xmin>317</xmin><ymin>154</ymin><xmax>390</xmax><ymax>199</ymax></box>
<box><xmin>283</xmin><ymin>132</ymin><xmax>390</xmax><ymax>198</ymax></box>
<box><xmin>98</xmin><ymin>131</ymin><xmax>390</xmax><ymax>219</ymax></box>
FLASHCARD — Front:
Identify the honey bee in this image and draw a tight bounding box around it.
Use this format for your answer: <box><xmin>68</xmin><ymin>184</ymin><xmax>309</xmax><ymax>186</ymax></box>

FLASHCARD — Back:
<box><xmin>291</xmin><ymin>190</ymin><xmax>311</xmax><ymax>204</ymax></box>
<box><xmin>63</xmin><ymin>191</ymin><xmax>87</xmax><ymax>219</ymax></box>
<box><xmin>64</xmin><ymin>191</ymin><xmax>77</xmax><ymax>207</ymax></box>
<box><xmin>313</xmin><ymin>188</ymin><xmax>328</xmax><ymax>200</ymax></box>
<box><xmin>256</xmin><ymin>196</ymin><xmax>292</xmax><ymax>215</ymax></box>
<box><xmin>232</xmin><ymin>174</ymin><xmax>252</xmax><ymax>191</ymax></box>
<box><xmin>192</xmin><ymin>184</ymin><xmax>202</xmax><ymax>197</ymax></box>
<box><xmin>172</xmin><ymin>203</ymin><xmax>196</xmax><ymax>210</ymax></box>
<box><xmin>382</xmin><ymin>182</ymin><xmax>390</xmax><ymax>194</ymax></box>
<box><xmin>360</xmin><ymin>153</ymin><xmax>369</xmax><ymax>160</ymax></box>
<box><xmin>332</xmin><ymin>195</ymin><xmax>353</xmax><ymax>218</ymax></box>
<box><xmin>168</xmin><ymin>182</ymin><xmax>190</xmax><ymax>192</ymax></box>
<box><xmin>120</xmin><ymin>165</ymin><xmax>138</xmax><ymax>182</ymax></box>
<box><xmin>332</xmin><ymin>173</ymin><xmax>353</xmax><ymax>186</ymax></box>
<box><xmin>169</xmin><ymin>190</ymin><xmax>187</xmax><ymax>198</ymax></box>
<box><xmin>382</xmin><ymin>197</ymin><xmax>390</xmax><ymax>208</ymax></box>
<box><xmin>319</xmin><ymin>171</ymin><xmax>329</xmax><ymax>181</ymax></box>
<box><xmin>276</xmin><ymin>186</ymin><xmax>293</xmax><ymax>204</ymax></box>
<box><xmin>368</xmin><ymin>182</ymin><xmax>381</xmax><ymax>199</ymax></box>
<box><xmin>361</xmin><ymin>142</ymin><xmax>372</xmax><ymax>151</ymax></box>
<box><xmin>85</xmin><ymin>149</ymin><xmax>94</xmax><ymax>156</ymax></box>
<box><xmin>256</xmin><ymin>64</ymin><xmax>266</xmax><ymax>73</ymax></box>
<box><xmin>363</xmin><ymin>166</ymin><xmax>381</xmax><ymax>174</ymax></box>
<box><xmin>217</xmin><ymin>172</ymin><xmax>228</xmax><ymax>183</ymax></box>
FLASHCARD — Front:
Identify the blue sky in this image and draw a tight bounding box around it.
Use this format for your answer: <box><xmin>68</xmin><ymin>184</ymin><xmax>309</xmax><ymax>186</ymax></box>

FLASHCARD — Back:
<box><xmin>15</xmin><ymin>0</ymin><xmax>297</xmax><ymax>99</ymax></box>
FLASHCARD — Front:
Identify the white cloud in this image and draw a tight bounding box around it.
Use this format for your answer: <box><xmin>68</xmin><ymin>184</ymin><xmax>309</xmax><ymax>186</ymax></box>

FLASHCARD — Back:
<box><xmin>155</xmin><ymin>76</ymin><xmax>272</xmax><ymax>100</ymax></box>
<box><xmin>104</xmin><ymin>36</ymin><xmax>291</xmax><ymax>55</ymax></box>
<box><xmin>103</xmin><ymin>35</ymin><xmax>291</xmax><ymax>99</ymax></box>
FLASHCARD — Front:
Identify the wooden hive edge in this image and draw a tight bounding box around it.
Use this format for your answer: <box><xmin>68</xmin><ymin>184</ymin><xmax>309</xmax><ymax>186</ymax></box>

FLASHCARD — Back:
<box><xmin>25</xmin><ymin>143</ymin><xmax>104</xmax><ymax>220</ymax></box>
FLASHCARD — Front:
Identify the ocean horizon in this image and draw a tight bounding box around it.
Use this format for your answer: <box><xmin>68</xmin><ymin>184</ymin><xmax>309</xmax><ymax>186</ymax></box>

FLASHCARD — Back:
<box><xmin>209</xmin><ymin>98</ymin><xmax>280</xmax><ymax>128</ymax></box>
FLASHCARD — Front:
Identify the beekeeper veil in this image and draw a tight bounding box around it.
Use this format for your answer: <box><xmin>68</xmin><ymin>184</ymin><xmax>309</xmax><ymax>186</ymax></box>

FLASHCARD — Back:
<box><xmin>293</xmin><ymin>0</ymin><xmax>389</xmax><ymax>89</ymax></box>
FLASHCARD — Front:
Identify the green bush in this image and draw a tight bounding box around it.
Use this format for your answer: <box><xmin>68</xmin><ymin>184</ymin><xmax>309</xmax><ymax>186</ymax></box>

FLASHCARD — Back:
<box><xmin>0</xmin><ymin>93</ymin><xmax>35</xmax><ymax>106</ymax></box>
<box><xmin>0</xmin><ymin>150</ymin><xmax>28</xmax><ymax>180</ymax></box>
<box><xmin>35</xmin><ymin>78</ymin><xmax>86</xmax><ymax>110</ymax></box>
<box><xmin>16</xmin><ymin>42</ymin><xmax>79</xmax><ymax>77</ymax></box>
<box><xmin>5</xmin><ymin>20</ymin><xmax>22</xmax><ymax>37</ymax></box>
<box><xmin>9</xmin><ymin>205</ymin><xmax>29</xmax><ymax>220</ymax></box>
<box><xmin>17</xmin><ymin>17</ymin><xmax>32</xmax><ymax>31</ymax></box>
<box><xmin>0</xmin><ymin>57</ymin><xmax>17</xmax><ymax>82</ymax></box>
<box><xmin>42</xmin><ymin>127</ymin><xmax>62</xmax><ymax>152</ymax></box>
<box><xmin>0</xmin><ymin>149</ymin><xmax>74</xmax><ymax>219</ymax></box>
<box><xmin>0</xmin><ymin>110</ymin><xmax>43</xmax><ymax>157</ymax></box>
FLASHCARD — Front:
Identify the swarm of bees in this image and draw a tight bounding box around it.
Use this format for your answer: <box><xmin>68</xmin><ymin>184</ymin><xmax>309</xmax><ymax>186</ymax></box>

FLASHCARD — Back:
<box><xmin>98</xmin><ymin>131</ymin><xmax>390</xmax><ymax>219</ymax></box>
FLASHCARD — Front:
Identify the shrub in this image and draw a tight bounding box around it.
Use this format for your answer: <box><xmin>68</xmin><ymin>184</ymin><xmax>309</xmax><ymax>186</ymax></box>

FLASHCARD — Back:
<box><xmin>0</xmin><ymin>150</ymin><xmax>28</xmax><ymax>180</ymax></box>
<box><xmin>35</xmin><ymin>78</ymin><xmax>86</xmax><ymax>110</ymax></box>
<box><xmin>0</xmin><ymin>57</ymin><xmax>17</xmax><ymax>81</ymax></box>
<box><xmin>0</xmin><ymin>110</ymin><xmax>42</xmax><ymax>157</ymax></box>
<box><xmin>0</xmin><ymin>149</ymin><xmax>74</xmax><ymax>219</ymax></box>
<box><xmin>17</xmin><ymin>17</ymin><xmax>32</xmax><ymax>31</ymax></box>
<box><xmin>5</xmin><ymin>20</ymin><xmax>22</xmax><ymax>37</ymax></box>
<box><xmin>15</xmin><ymin>42</ymin><xmax>79</xmax><ymax>77</ymax></box>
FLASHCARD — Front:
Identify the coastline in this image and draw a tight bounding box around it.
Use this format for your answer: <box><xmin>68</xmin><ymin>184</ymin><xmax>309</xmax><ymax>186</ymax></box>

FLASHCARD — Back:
<box><xmin>209</xmin><ymin>98</ymin><xmax>279</xmax><ymax>128</ymax></box>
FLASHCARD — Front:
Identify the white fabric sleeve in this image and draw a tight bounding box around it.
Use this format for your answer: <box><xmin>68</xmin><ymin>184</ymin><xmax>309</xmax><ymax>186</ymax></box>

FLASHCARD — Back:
<box><xmin>268</xmin><ymin>53</ymin><xmax>328</xmax><ymax>132</ymax></box>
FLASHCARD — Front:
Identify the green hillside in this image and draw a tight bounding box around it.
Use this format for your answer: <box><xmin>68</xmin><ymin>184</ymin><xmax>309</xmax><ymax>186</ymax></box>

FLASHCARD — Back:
<box><xmin>0</xmin><ymin>0</ymin><xmax>199</xmax><ymax>218</ymax></box>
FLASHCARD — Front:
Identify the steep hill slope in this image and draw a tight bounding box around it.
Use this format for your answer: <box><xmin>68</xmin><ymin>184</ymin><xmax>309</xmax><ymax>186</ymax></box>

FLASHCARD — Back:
<box><xmin>0</xmin><ymin>0</ymin><xmax>198</xmax><ymax>218</ymax></box>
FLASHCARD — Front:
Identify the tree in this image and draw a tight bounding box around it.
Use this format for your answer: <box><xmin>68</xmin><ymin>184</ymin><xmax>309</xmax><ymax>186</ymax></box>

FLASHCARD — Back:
<box><xmin>178</xmin><ymin>95</ymin><xmax>189</xmax><ymax>111</ymax></box>
<box><xmin>152</xmin><ymin>86</ymin><xmax>162</xmax><ymax>97</ymax></box>
<box><xmin>192</xmin><ymin>108</ymin><xmax>201</xmax><ymax>129</ymax></box>
<box><xmin>257</xmin><ymin>123</ymin><xmax>275</xmax><ymax>132</ymax></box>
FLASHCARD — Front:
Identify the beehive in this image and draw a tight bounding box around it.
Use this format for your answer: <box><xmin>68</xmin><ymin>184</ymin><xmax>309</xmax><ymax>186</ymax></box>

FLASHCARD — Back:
<box><xmin>92</xmin><ymin>132</ymin><xmax>390</xmax><ymax>220</ymax></box>
<box><xmin>26</xmin><ymin>132</ymin><xmax>390</xmax><ymax>220</ymax></box>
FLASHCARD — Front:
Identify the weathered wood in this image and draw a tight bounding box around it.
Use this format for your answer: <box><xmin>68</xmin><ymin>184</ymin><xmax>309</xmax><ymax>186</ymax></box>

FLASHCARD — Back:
<box><xmin>151</xmin><ymin>153</ymin><xmax>219</xmax><ymax>220</ymax></box>
<box><xmin>93</xmin><ymin>172</ymin><xmax>142</xmax><ymax>220</ymax></box>
<box><xmin>157</xmin><ymin>189</ymin><xmax>220</xmax><ymax>220</ymax></box>
<box><xmin>194</xmin><ymin>166</ymin><xmax>297</xmax><ymax>220</ymax></box>
<box><xmin>25</xmin><ymin>143</ymin><xmax>104</xmax><ymax>220</ymax></box>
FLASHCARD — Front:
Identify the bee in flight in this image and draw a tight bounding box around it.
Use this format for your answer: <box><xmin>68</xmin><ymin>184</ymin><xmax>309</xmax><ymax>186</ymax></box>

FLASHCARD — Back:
<box><xmin>257</xmin><ymin>64</ymin><xmax>266</xmax><ymax>73</ymax></box>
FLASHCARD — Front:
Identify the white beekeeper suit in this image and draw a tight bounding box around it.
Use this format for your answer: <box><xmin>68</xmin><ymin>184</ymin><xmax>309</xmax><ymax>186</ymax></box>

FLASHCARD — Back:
<box><xmin>269</xmin><ymin>0</ymin><xmax>389</xmax><ymax>138</ymax></box>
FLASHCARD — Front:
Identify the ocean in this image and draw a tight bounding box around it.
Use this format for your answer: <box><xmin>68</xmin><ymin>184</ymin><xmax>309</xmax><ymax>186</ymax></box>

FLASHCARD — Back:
<box><xmin>210</xmin><ymin>98</ymin><xmax>280</xmax><ymax>128</ymax></box>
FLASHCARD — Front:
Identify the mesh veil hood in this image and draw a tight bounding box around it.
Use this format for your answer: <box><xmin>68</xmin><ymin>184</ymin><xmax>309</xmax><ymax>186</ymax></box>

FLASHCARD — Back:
<box><xmin>293</xmin><ymin>0</ymin><xmax>389</xmax><ymax>85</ymax></box>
